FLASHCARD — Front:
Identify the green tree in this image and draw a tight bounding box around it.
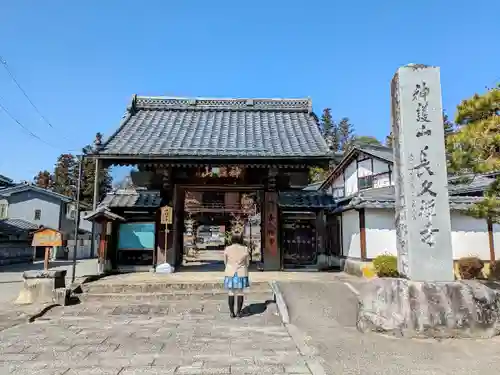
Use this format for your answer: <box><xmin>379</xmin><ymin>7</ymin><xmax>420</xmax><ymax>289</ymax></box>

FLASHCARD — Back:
<box><xmin>352</xmin><ymin>135</ymin><xmax>382</xmax><ymax>146</ymax></box>
<box><xmin>320</xmin><ymin>108</ymin><xmax>339</xmax><ymax>151</ymax></box>
<box><xmin>33</xmin><ymin>170</ymin><xmax>54</xmax><ymax>190</ymax></box>
<box><xmin>53</xmin><ymin>154</ymin><xmax>77</xmax><ymax>198</ymax></box>
<box><xmin>338</xmin><ymin>117</ymin><xmax>355</xmax><ymax>152</ymax></box>
<box><xmin>443</xmin><ymin>111</ymin><xmax>455</xmax><ymax>136</ymax></box>
<box><xmin>447</xmin><ymin>85</ymin><xmax>500</xmax><ymax>221</ymax></box>
<box><xmin>77</xmin><ymin>141</ymin><xmax>113</xmax><ymax>207</ymax></box>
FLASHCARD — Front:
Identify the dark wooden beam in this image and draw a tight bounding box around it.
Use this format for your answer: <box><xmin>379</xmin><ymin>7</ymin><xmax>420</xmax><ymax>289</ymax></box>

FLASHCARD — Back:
<box><xmin>488</xmin><ymin>218</ymin><xmax>495</xmax><ymax>263</ymax></box>
<box><xmin>359</xmin><ymin>208</ymin><xmax>367</xmax><ymax>260</ymax></box>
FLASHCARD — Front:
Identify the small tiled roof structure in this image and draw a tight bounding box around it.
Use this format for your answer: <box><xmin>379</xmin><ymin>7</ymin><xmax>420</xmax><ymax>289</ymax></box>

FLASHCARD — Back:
<box><xmin>278</xmin><ymin>191</ymin><xmax>336</xmax><ymax>209</ymax></box>
<box><xmin>0</xmin><ymin>219</ymin><xmax>39</xmax><ymax>235</ymax></box>
<box><xmin>83</xmin><ymin>206</ymin><xmax>125</xmax><ymax>222</ymax></box>
<box><xmin>99</xmin><ymin>190</ymin><xmax>162</xmax><ymax>209</ymax></box>
<box><xmin>333</xmin><ymin>186</ymin><xmax>484</xmax><ymax>213</ymax></box>
<box><xmin>97</xmin><ymin>96</ymin><xmax>332</xmax><ymax>160</ymax></box>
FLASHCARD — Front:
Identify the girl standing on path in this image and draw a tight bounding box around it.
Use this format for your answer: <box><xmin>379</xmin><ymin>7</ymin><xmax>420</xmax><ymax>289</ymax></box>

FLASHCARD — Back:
<box><xmin>223</xmin><ymin>233</ymin><xmax>250</xmax><ymax>318</ymax></box>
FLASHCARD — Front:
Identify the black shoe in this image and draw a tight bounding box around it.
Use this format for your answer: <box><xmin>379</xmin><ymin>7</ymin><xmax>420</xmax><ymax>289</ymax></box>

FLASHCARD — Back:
<box><xmin>228</xmin><ymin>295</ymin><xmax>235</xmax><ymax>318</ymax></box>
<box><xmin>236</xmin><ymin>295</ymin><xmax>244</xmax><ymax>318</ymax></box>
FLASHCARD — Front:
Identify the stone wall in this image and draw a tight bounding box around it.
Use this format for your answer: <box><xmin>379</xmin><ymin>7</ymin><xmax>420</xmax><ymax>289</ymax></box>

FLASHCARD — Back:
<box><xmin>0</xmin><ymin>241</ymin><xmax>32</xmax><ymax>265</ymax></box>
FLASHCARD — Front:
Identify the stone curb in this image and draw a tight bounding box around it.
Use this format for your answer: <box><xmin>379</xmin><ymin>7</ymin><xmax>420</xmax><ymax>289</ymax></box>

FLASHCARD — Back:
<box><xmin>269</xmin><ymin>280</ymin><xmax>290</xmax><ymax>324</ymax></box>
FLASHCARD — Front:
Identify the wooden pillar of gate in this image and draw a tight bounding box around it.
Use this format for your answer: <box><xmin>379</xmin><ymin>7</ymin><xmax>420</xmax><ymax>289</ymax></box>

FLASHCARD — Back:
<box><xmin>263</xmin><ymin>167</ymin><xmax>280</xmax><ymax>271</ymax></box>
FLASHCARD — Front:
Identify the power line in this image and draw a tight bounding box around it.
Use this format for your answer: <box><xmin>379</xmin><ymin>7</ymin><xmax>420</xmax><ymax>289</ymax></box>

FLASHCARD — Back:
<box><xmin>0</xmin><ymin>55</ymin><xmax>75</xmax><ymax>142</ymax></box>
<box><xmin>0</xmin><ymin>97</ymin><xmax>76</xmax><ymax>152</ymax></box>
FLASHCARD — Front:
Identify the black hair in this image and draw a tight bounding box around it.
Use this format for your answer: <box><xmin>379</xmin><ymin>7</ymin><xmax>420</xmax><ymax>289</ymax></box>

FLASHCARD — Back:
<box><xmin>230</xmin><ymin>233</ymin><xmax>243</xmax><ymax>245</ymax></box>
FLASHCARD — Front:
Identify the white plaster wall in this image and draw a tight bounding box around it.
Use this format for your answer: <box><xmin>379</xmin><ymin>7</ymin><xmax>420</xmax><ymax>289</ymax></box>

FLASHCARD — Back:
<box><xmin>332</xmin><ymin>174</ymin><xmax>344</xmax><ymax>188</ymax></box>
<box><xmin>357</xmin><ymin>159</ymin><xmax>372</xmax><ymax>177</ymax></box>
<box><xmin>341</xmin><ymin>210</ymin><xmax>361</xmax><ymax>258</ymax></box>
<box><xmin>364</xmin><ymin>208</ymin><xmax>397</xmax><ymax>258</ymax></box>
<box><xmin>360</xmin><ymin>208</ymin><xmax>498</xmax><ymax>260</ymax></box>
<box><xmin>373</xmin><ymin>174</ymin><xmax>392</xmax><ymax>189</ymax></box>
<box><xmin>373</xmin><ymin>159</ymin><xmax>390</xmax><ymax>174</ymax></box>
<box><xmin>344</xmin><ymin>162</ymin><xmax>358</xmax><ymax>196</ymax></box>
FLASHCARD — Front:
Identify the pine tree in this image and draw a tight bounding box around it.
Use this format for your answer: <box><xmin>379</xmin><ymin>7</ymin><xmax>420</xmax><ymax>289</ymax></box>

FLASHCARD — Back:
<box><xmin>33</xmin><ymin>170</ymin><xmax>54</xmax><ymax>189</ymax></box>
<box><xmin>53</xmin><ymin>154</ymin><xmax>77</xmax><ymax>198</ymax></box>
<box><xmin>320</xmin><ymin>108</ymin><xmax>339</xmax><ymax>151</ymax></box>
<box><xmin>447</xmin><ymin>85</ymin><xmax>500</xmax><ymax>221</ymax></box>
<box><xmin>338</xmin><ymin>117</ymin><xmax>355</xmax><ymax>152</ymax></box>
<box><xmin>443</xmin><ymin>111</ymin><xmax>455</xmax><ymax>136</ymax></box>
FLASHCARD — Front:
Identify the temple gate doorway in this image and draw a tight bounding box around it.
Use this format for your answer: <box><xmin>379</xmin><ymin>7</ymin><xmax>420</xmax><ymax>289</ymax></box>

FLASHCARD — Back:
<box><xmin>179</xmin><ymin>186</ymin><xmax>261</xmax><ymax>271</ymax></box>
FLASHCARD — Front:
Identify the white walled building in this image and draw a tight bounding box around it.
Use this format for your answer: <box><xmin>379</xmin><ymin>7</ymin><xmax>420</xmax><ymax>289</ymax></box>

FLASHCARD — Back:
<box><xmin>318</xmin><ymin>145</ymin><xmax>498</xmax><ymax>263</ymax></box>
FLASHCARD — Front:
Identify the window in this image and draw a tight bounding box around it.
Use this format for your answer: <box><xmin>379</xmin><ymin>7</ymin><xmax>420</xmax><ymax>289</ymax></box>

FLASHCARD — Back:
<box><xmin>0</xmin><ymin>199</ymin><xmax>8</xmax><ymax>219</ymax></box>
<box><xmin>358</xmin><ymin>175</ymin><xmax>374</xmax><ymax>190</ymax></box>
<box><xmin>34</xmin><ymin>209</ymin><xmax>42</xmax><ymax>220</ymax></box>
<box><xmin>66</xmin><ymin>204</ymin><xmax>76</xmax><ymax>219</ymax></box>
<box><xmin>332</xmin><ymin>187</ymin><xmax>345</xmax><ymax>198</ymax></box>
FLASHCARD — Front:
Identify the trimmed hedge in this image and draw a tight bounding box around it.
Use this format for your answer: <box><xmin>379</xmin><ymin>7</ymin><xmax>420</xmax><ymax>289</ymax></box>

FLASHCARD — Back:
<box><xmin>372</xmin><ymin>254</ymin><xmax>399</xmax><ymax>278</ymax></box>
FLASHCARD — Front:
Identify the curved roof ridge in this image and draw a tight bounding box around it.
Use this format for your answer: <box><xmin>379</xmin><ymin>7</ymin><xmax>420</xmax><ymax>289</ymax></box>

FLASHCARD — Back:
<box><xmin>131</xmin><ymin>95</ymin><xmax>312</xmax><ymax>112</ymax></box>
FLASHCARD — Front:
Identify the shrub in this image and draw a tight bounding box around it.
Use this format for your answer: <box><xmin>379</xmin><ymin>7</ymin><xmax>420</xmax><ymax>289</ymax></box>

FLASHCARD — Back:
<box><xmin>372</xmin><ymin>254</ymin><xmax>399</xmax><ymax>278</ymax></box>
<box><xmin>457</xmin><ymin>256</ymin><xmax>484</xmax><ymax>280</ymax></box>
<box><xmin>489</xmin><ymin>260</ymin><xmax>500</xmax><ymax>280</ymax></box>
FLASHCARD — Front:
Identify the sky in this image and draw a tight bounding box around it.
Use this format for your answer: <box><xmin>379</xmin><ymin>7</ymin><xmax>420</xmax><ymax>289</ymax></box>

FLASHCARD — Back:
<box><xmin>1</xmin><ymin>0</ymin><xmax>498</xmax><ymax>183</ymax></box>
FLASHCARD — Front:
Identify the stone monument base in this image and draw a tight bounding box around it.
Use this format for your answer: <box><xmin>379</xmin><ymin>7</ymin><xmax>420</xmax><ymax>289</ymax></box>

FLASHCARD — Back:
<box><xmin>15</xmin><ymin>270</ymin><xmax>69</xmax><ymax>305</ymax></box>
<box><xmin>357</xmin><ymin>278</ymin><xmax>500</xmax><ymax>339</ymax></box>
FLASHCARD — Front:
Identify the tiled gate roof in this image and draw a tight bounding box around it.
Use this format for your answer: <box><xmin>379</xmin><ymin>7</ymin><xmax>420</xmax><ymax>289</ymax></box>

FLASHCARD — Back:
<box><xmin>98</xmin><ymin>96</ymin><xmax>331</xmax><ymax>159</ymax></box>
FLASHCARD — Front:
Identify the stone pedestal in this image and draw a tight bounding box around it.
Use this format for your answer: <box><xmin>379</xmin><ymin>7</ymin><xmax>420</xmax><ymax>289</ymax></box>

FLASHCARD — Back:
<box><xmin>15</xmin><ymin>270</ymin><xmax>68</xmax><ymax>305</ymax></box>
<box><xmin>357</xmin><ymin>278</ymin><xmax>500</xmax><ymax>339</ymax></box>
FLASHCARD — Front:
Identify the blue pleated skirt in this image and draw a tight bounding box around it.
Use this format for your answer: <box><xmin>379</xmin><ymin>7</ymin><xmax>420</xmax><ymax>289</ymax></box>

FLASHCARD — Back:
<box><xmin>224</xmin><ymin>273</ymin><xmax>250</xmax><ymax>290</ymax></box>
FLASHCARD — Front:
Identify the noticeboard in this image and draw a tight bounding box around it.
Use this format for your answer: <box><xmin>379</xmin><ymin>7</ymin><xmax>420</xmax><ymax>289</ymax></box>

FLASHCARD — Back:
<box><xmin>161</xmin><ymin>206</ymin><xmax>173</xmax><ymax>225</ymax></box>
<box><xmin>31</xmin><ymin>228</ymin><xmax>63</xmax><ymax>247</ymax></box>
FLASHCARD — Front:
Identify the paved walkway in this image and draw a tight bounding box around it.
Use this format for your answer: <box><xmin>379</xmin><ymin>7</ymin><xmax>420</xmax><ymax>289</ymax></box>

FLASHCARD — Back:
<box><xmin>279</xmin><ymin>280</ymin><xmax>500</xmax><ymax>374</ymax></box>
<box><xmin>0</xmin><ymin>292</ymin><xmax>320</xmax><ymax>374</ymax></box>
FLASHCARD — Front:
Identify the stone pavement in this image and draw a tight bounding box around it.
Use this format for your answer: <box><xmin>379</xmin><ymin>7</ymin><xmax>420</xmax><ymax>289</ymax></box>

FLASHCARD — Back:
<box><xmin>0</xmin><ymin>287</ymin><xmax>323</xmax><ymax>374</ymax></box>
<box><xmin>279</xmin><ymin>280</ymin><xmax>500</xmax><ymax>374</ymax></box>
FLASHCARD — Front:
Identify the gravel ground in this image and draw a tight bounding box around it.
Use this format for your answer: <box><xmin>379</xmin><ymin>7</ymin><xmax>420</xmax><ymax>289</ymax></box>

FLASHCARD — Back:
<box><xmin>279</xmin><ymin>280</ymin><xmax>500</xmax><ymax>375</ymax></box>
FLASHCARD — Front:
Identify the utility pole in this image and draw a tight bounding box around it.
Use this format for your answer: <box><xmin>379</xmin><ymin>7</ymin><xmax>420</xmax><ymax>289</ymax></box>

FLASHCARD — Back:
<box><xmin>71</xmin><ymin>155</ymin><xmax>83</xmax><ymax>285</ymax></box>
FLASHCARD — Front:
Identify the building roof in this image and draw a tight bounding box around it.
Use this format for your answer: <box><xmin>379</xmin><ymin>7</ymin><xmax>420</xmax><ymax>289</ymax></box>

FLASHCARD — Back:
<box><xmin>0</xmin><ymin>174</ymin><xmax>13</xmax><ymax>186</ymax></box>
<box><xmin>334</xmin><ymin>186</ymin><xmax>484</xmax><ymax>213</ymax></box>
<box><xmin>0</xmin><ymin>218</ymin><xmax>39</xmax><ymax>235</ymax></box>
<box><xmin>278</xmin><ymin>191</ymin><xmax>337</xmax><ymax>209</ymax></box>
<box><xmin>302</xmin><ymin>181</ymin><xmax>324</xmax><ymax>191</ymax></box>
<box><xmin>97</xmin><ymin>96</ymin><xmax>331</xmax><ymax>160</ymax></box>
<box><xmin>100</xmin><ymin>190</ymin><xmax>162</xmax><ymax>208</ymax></box>
<box><xmin>83</xmin><ymin>206</ymin><xmax>125</xmax><ymax>222</ymax></box>
<box><xmin>448</xmin><ymin>174</ymin><xmax>496</xmax><ymax>195</ymax></box>
<box><xmin>320</xmin><ymin>145</ymin><xmax>393</xmax><ymax>190</ymax></box>
<box><xmin>0</xmin><ymin>184</ymin><xmax>73</xmax><ymax>202</ymax></box>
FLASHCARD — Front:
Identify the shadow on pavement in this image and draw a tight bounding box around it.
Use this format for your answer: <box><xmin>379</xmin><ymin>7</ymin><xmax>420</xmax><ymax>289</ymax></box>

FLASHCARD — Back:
<box><xmin>241</xmin><ymin>299</ymin><xmax>274</xmax><ymax>317</ymax></box>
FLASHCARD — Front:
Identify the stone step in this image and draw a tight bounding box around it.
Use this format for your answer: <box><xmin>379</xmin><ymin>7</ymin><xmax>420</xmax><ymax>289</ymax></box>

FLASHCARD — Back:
<box><xmin>79</xmin><ymin>291</ymin><xmax>275</xmax><ymax>303</ymax></box>
<box><xmin>80</xmin><ymin>281</ymin><xmax>270</xmax><ymax>295</ymax></box>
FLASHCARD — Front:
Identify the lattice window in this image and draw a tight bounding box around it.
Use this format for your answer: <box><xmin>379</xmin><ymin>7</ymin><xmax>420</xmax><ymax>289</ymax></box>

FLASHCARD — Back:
<box><xmin>0</xmin><ymin>199</ymin><xmax>8</xmax><ymax>219</ymax></box>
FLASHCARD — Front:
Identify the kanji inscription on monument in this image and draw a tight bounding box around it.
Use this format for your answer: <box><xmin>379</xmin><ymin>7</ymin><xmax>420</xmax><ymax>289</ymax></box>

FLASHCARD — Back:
<box><xmin>391</xmin><ymin>64</ymin><xmax>454</xmax><ymax>281</ymax></box>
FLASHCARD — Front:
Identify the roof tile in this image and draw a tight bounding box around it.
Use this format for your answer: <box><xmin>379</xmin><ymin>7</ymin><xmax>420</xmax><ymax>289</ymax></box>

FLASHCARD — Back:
<box><xmin>99</xmin><ymin>96</ymin><xmax>331</xmax><ymax>158</ymax></box>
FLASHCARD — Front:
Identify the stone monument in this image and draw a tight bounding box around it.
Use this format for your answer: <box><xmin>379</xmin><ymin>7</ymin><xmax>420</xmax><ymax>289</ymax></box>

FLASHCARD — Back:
<box><xmin>392</xmin><ymin>64</ymin><xmax>454</xmax><ymax>281</ymax></box>
<box><xmin>356</xmin><ymin>64</ymin><xmax>500</xmax><ymax>339</ymax></box>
